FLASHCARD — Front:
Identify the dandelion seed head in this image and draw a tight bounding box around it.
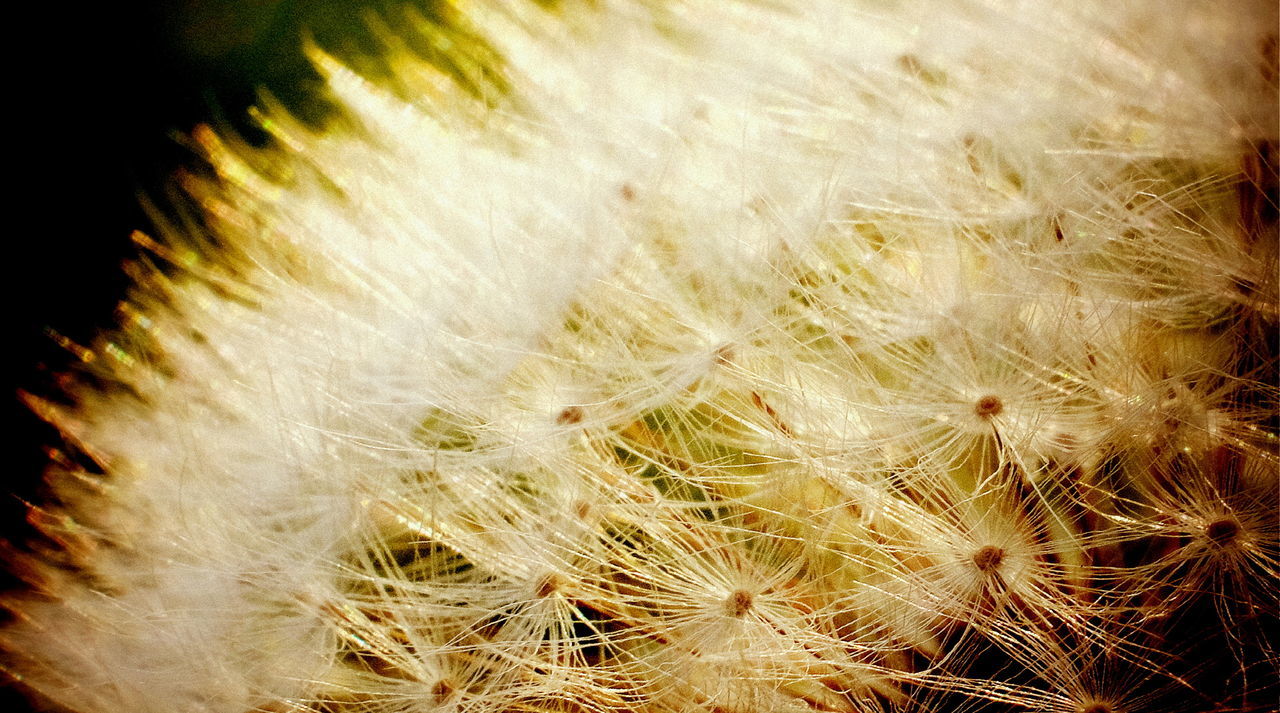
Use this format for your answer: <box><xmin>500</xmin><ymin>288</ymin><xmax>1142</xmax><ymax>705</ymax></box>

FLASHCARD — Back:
<box><xmin>5</xmin><ymin>0</ymin><xmax>1277</xmax><ymax>711</ymax></box>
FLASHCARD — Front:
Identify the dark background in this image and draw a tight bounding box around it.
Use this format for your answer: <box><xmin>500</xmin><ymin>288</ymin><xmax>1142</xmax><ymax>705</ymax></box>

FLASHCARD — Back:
<box><xmin>11</xmin><ymin>2</ymin><xmax>307</xmax><ymax>551</ymax></box>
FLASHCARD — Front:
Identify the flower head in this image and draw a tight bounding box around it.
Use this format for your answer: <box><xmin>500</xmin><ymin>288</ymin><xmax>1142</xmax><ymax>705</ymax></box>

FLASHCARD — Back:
<box><xmin>4</xmin><ymin>1</ymin><xmax>1277</xmax><ymax>712</ymax></box>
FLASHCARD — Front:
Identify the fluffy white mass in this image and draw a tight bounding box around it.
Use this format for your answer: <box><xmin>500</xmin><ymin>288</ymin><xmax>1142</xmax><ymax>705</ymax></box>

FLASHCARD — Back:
<box><xmin>4</xmin><ymin>1</ymin><xmax>1276</xmax><ymax>712</ymax></box>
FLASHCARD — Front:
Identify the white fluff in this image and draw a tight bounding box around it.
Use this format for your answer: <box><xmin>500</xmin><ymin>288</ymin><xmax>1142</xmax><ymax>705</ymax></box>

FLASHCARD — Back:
<box><xmin>5</xmin><ymin>2</ymin><xmax>1276</xmax><ymax>712</ymax></box>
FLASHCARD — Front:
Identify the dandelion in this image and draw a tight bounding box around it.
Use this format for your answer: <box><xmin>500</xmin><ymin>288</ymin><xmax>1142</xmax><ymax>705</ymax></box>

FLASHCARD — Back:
<box><xmin>4</xmin><ymin>1</ymin><xmax>1277</xmax><ymax>712</ymax></box>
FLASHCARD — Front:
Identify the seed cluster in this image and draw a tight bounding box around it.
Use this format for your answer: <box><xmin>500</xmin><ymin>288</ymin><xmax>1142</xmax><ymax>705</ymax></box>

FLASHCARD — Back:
<box><xmin>3</xmin><ymin>2</ymin><xmax>1276</xmax><ymax>712</ymax></box>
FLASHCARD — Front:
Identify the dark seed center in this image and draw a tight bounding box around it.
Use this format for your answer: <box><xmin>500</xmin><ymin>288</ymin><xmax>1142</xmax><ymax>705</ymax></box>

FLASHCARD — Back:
<box><xmin>534</xmin><ymin>573</ymin><xmax>563</xmax><ymax>598</ymax></box>
<box><xmin>431</xmin><ymin>679</ymin><xmax>455</xmax><ymax>702</ymax></box>
<box><xmin>726</xmin><ymin>589</ymin><xmax>754</xmax><ymax>617</ymax></box>
<box><xmin>974</xmin><ymin>395</ymin><xmax>1004</xmax><ymax>418</ymax></box>
<box><xmin>556</xmin><ymin>405</ymin><xmax>584</xmax><ymax>425</ymax></box>
<box><xmin>714</xmin><ymin>343</ymin><xmax>736</xmax><ymax>366</ymax></box>
<box><xmin>1206</xmin><ymin>518</ymin><xmax>1240</xmax><ymax>544</ymax></box>
<box><xmin>972</xmin><ymin>545</ymin><xmax>1005</xmax><ymax>572</ymax></box>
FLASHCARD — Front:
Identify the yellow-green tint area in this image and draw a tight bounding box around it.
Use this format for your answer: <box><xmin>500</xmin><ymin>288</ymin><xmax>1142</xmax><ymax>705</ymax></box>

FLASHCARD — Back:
<box><xmin>147</xmin><ymin>1</ymin><xmax>506</xmax><ymax>128</ymax></box>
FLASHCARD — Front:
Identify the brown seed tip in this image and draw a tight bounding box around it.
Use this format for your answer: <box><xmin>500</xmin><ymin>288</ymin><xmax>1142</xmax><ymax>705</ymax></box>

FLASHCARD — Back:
<box><xmin>534</xmin><ymin>573</ymin><xmax>564</xmax><ymax>598</ymax></box>
<box><xmin>1078</xmin><ymin>703</ymin><xmax>1114</xmax><ymax>713</ymax></box>
<box><xmin>726</xmin><ymin>589</ymin><xmax>754</xmax><ymax>617</ymax></box>
<box><xmin>1206</xmin><ymin>517</ymin><xmax>1241</xmax><ymax>545</ymax></box>
<box><xmin>556</xmin><ymin>405</ymin><xmax>584</xmax><ymax>425</ymax></box>
<box><xmin>431</xmin><ymin>679</ymin><xmax>456</xmax><ymax>702</ymax></box>
<box><xmin>713</xmin><ymin>343</ymin><xmax>735</xmax><ymax>366</ymax></box>
<box><xmin>972</xmin><ymin>545</ymin><xmax>1005</xmax><ymax>573</ymax></box>
<box><xmin>974</xmin><ymin>395</ymin><xmax>1004</xmax><ymax>418</ymax></box>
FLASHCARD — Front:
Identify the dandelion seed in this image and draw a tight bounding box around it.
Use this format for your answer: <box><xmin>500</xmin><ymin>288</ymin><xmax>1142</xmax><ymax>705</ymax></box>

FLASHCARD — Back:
<box><xmin>534</xmin><ymin>572</ymin><xmax>565</xmax><ymax>599</ymax></box>
<box><xmin>724</xmin><ymin>589</ymin><xmax>753</xmax><ymax>618</ymax></box>
<box><xmin>974</xmin><ymin>395</ymin><xmax>1004</xmax><ymax>419</ymax></box>
<box><xmin>1205</xmin><ymin>517</ymin><xmax>1241</xmax><ymax>546</ymax></box>
<box><xmin>430</xmin><ymin>678</ymin><xmax>456</xmax><ymax>703</ymax></box>
<box><xmin>555</xmin><ymin>405</ymin><xmax>585</xmax><ymax>426</ymax></box>
<box><xmin>971</xmin><ymin>545</ymin><xmax>1005</xmax><ymax>573</ymax></box>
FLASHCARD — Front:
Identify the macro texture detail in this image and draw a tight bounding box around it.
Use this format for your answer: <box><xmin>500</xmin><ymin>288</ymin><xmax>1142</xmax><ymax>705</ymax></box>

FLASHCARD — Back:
<box><xmin>3</xmin><ymin>1</ymin><xmax>1278</xmax><ymax>712</ymax></box>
